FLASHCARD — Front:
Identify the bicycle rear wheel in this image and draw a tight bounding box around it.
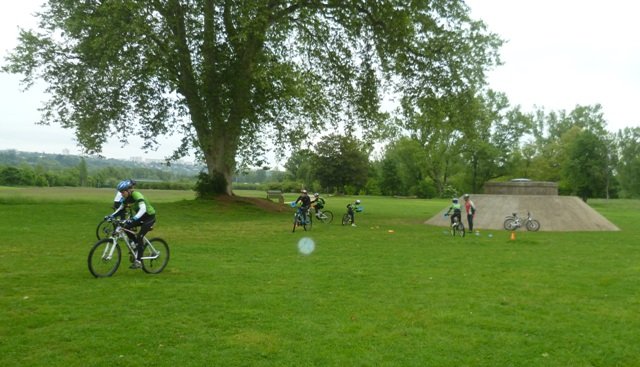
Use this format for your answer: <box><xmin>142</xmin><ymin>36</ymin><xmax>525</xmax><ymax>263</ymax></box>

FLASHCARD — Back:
<box><xmin>96</xmin><ymin>219</ymin><xmax>115</xmax><ymax>240</ymax></box>
<box><xmin>526</xmin><ymin>219</ymin><xmax>541</xmax><ymax>231</ymax></box>
<box><xmin>88</xmin><ymin>239</ymin><xmax>121</xmax><ymax>278</ymax></box>
<box><xmin>141</xmin><ymin>238</ymin><xmax>170</xmax><ymax>274</ymax></box>
<box><xmin>503</xmin><ymin>218</ymin><xmax>516</xmax><ymax>230</ymax></box>
<box><xmin>457</xmin><ymin>223</ymin><xmax>466</xmax><ymax>237</ymax></box>
<box><xmin>318</xmin><ymin>210</ymin><xmax>333</xmax><ymax>224</ymax></box>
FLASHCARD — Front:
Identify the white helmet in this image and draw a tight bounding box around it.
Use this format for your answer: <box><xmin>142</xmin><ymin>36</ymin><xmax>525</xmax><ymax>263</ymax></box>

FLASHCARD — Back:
<box><xmin>355</xmin><ymin>199</ymin><xmax>361</xmax><ymax>204</ymax></box>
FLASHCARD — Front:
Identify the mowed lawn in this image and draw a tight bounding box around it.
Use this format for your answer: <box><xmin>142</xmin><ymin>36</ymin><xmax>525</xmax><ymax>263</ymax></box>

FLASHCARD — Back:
<box><xmin>1</xmin><ymin>187</ymin><xmax>639</xmax><ymax>366</ymax></box>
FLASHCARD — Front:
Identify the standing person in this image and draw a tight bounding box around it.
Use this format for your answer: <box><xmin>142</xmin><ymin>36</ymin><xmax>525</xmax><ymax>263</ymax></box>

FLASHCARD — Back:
<box><xmin>463</xmin><ymin>193</ymin><xmax>476</xmax><ymax>232</ymax></box>
<box><xmin>310</xmin><ymin>192</ymin><xmax>326</xmax><ymax>218</ymax></box>
<box><xmin>108</xmin><ymin>180</ymin><xmax>155</xmax><ymax>269</ymax></box>
<box><xmin>294</xmin><ymin>189</ymin><xmax>312</xmax><ymax>224</ymax></box>
<box><xmin>444</xmin><ymin>198</ymin><xmax>462</xmax><ymax>227</ymax></box>
<box><xmin>346</xmin><ymin>199</ymin><xmax>361</xmax><ymax>227</ymax></box>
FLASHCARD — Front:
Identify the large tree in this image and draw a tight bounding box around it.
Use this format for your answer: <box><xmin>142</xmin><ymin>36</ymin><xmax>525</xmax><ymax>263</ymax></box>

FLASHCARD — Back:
<box><xmin>563</xmin><ymin>128</ymin><xmax>608</xmax><ymax>201</ymax></box>
<box><xmin>314</xmin><ymin>134</ymin><xmax>370</xmax><ymax>194</ymax></box>
<box><xmin>616</xmin><ymin>127</ymin><xmax>640</xmax><ymax>198</ymax></box>
<box><xmin>3</xmin><ymin>0</ymin><xmax>501</xmax><ymax>195</ymax></box>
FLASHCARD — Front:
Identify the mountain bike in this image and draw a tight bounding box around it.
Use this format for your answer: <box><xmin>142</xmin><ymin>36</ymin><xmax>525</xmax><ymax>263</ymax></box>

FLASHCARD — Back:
<box><xmin>314</xmin><ymin>209</ymin><xmax>333</xmax><ymax>224</ymax></box>
<box><xmin>292</xmin><ymin>206</ymin><xmax>312</xmax><ymax>232</ymax></box>
<box><xmin>341</xmin><ymin>205</ymin><xmax>362</xmax><ymax>225</ymax></box>
<box><xmin>88</xmin><ymin>219</ymin><xmax>170</xmax><ymax>277</ymax></box>
<box><xmin>503</xmin><ymin>212</ymin><xmax>540</xmax><ymax>231</ymax></box>
<box><xmin>445</xmin><ymin>213</ymin><xmax>465</xmax><ymax>237</ymax></box>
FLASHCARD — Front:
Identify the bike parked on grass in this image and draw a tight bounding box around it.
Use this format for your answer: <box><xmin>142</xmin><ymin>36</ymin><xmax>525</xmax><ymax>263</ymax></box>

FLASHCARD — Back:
<box><xmin>503</xmin><ymin>212</ymin><xmax>540</xmax><ymax>231</ymax></box>
<box><xmin>88</xmin><ymin>218</ymin><xmax>170</xmax><ymax>277</ymax></box>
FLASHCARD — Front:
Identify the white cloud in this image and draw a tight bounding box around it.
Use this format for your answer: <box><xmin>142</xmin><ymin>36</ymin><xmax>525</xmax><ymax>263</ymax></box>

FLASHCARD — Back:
<box><xmin>467</xmin><ymin>0</ymin><xmax>640</xmax><ymax>131</ymax></box>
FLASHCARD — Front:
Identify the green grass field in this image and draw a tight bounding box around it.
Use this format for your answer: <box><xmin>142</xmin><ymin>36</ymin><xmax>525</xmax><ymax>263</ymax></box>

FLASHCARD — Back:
<box><xmin>1</xmin><ymin>187</ymin><xmax>639</xmax><ymax>366</ymax></box>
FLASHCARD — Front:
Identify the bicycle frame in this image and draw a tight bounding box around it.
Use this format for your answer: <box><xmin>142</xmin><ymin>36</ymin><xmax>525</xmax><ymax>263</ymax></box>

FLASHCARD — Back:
<box><xmin>100</xmin><ymin>220</ymin><xmax>160</xmax><ymax>262</ymax></box>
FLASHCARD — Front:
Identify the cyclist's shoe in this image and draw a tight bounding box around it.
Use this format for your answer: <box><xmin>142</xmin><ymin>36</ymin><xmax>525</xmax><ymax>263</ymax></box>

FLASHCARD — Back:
<box><xmin>129</xmin><ymin>260</ymin><xmax>142</xmax><ymax>269</ymax></box>
<box><xmin>351</xmin><ymin>223</ymin><xmax>357</xmax><ymax>227</ymax></box>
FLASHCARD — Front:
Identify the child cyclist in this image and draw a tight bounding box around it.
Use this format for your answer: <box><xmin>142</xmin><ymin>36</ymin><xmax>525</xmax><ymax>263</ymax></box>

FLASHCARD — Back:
<box><xmin>294</xmin><ymin>189</ymin><xmax>312</xmax><ymax>224</ymax></box>
<box><xmin>444</xmin><ymin>197</ymin><xmax>462</xmax><ymax>227</ymax></box>
<box><xmin>310</xmin><ymin>192</ymin><xmax>326</xmax><ymax>218</ymax></box>
<box><xmin>346</xmin><ymin>199</ymin><xmax>361</xmax><ymax>227</ymax></box>
<box><xmin>107</xmin><ymin>180</ymin><xmax>156</xmax><ymax>269</ymax></box>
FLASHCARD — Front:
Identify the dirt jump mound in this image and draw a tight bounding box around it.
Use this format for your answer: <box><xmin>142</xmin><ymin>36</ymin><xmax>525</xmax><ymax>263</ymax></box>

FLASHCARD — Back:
<box><xmin>425</xmin><ymin>193</ymin><xmax>619</xmax><ymax>232</ymax></box>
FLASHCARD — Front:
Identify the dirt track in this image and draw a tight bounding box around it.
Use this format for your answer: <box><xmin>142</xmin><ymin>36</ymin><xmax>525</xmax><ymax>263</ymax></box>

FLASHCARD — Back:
<box><xmin>424</xmin><ymin>194</ymin><xmax>619</xmax><ymax>232</ymax></box>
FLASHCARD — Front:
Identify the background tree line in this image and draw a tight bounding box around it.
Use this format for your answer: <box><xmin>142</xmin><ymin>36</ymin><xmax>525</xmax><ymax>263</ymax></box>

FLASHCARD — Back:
<box><xmin>0</xmin><ymin>150</ymin><xmax>197</xmax><ymax>189</ymax></box>
<box><xmin>4</xmin><ymin>92</ymin><xmax>639</xmax><ymax>202</ymax></box>
<box><xmin>277</xmin><ymin>97</ymin><xmax>640</xmax><ymax>201</ymax></box>
<box><xmin>6</xmin><ymin>2</ymin><xmax>638</xmax><ymax>201</ymax></box>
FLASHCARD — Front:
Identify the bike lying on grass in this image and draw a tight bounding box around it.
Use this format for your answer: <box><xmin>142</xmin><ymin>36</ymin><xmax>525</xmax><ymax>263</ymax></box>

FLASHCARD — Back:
<box><xmin>444</xmin><ymin>213</ymin><xmax>465</xmax><ymax>237</ymax></box>
<box><xmin>503</xmin><ymin>212</ymin><xmax>540</xmax><ymax>231</ymax></box>
<box><xmin>88</xmin><ymin>218</ymin><xmax>170</xmax><ymax>277</ymax></box>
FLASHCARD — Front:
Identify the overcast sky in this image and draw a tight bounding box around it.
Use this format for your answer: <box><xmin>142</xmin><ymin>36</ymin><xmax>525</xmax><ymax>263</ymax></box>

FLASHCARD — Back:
<box><xmin>1</xmin><ymin>0</ymin><xmax>638</xmax><ymax>162</ymax></box>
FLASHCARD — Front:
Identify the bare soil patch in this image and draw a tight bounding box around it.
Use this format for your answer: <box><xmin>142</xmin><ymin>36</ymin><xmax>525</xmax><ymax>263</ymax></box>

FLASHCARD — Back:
<box><xmin>214</xmin><ymin>194</ymin><xmax>287</xmax><ymax>213</ymax></box>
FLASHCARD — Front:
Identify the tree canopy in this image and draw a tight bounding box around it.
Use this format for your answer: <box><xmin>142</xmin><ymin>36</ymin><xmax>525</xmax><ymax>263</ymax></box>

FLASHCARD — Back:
<box><xmin>3</xmin><ymin>0</ymin><xmax>502</xmax><ymax>195</ymax></box>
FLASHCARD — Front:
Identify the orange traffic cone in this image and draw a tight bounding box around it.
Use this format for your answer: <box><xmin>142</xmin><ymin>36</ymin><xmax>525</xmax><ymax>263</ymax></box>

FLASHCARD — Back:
<box><xmin>510</xmin><ymin>231</ymin><xmax>516</xmax><ymax>241</ymax></box>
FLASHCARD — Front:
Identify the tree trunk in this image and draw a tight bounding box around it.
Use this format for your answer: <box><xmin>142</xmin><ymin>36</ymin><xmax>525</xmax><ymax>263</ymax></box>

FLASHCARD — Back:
<box><xmin>202</xmin><ymin>133</ymin><xmax>238</xmax><ymax>196</ymax></box>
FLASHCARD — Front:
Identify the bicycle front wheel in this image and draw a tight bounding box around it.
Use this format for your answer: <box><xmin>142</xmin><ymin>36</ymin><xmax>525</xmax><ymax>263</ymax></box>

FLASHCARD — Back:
<box><xmin>141</xmin><ymin>238</ymin><xmax>170</xmax><ymax>274</ymax></box>
<box><xmin>319</xmin><ymin>210</ymin><xmax>333</xmax><ymax>224</ymax></box>
<box><xmin>526</xmin><ymin>219</ymin><xmax>541</xmax><ymax>231</ymax></box>
<box><xmin>292</xmin><ymin>214</ymin><xmax>299</xmax><ymax>233</ymax></box>
<box><xmin>342</xmin><ymin>214</ymin><xmax>351</xmax><ymax>225</ymax></box>
<box><xmin>96</xmin><ymin>219</ymin><xmax>115</xmax><ymax>240</ymax></box>
<box><xmin>88</xmin><ymin>239</ymin><xmax>122</xmax><ymax>278</ymax></box>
